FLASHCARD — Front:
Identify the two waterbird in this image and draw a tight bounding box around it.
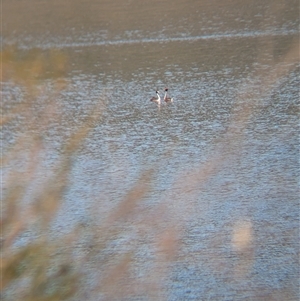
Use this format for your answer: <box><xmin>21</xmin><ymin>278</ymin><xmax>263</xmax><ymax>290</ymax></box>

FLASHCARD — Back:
<box><xmin>150</xmin><ymin>88</ymin><xmax>174</xmax><ymax>105</ymax></box>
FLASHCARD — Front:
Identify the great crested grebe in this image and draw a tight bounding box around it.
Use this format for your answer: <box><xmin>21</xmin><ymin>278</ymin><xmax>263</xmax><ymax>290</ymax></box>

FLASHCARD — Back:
<box><xmin>164</xmin><ymin>88</ymin><xmax>174</xmax><ymax>103</ymax></box>
<box><xmin>150</xmin><ymin>91</ymin><xmax>161</xmax><ymax>105</ymax></box>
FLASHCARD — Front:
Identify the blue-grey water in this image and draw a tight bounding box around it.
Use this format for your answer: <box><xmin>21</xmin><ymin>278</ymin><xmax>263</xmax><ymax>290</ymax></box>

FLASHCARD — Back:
<box><xmin>2</xmin><ymin>0</ymin><xmax>299</xmax><ymax>300</ymax></box>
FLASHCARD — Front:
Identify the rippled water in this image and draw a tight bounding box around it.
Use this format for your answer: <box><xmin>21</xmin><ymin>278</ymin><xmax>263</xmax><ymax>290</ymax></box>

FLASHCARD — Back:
<box><xmin>3</xmin><ymin>0</ymin><xmax>299</xmax><ymax>300</ymax></box>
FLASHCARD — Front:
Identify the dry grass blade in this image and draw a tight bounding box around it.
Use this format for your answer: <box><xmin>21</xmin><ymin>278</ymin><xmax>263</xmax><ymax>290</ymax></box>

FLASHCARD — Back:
<box><xmin>1</xmin><ymin>45</ymin><xmax>105</xmax><ymax>300</ymax></box>
<box><xmin>105</xmin><ymin>169</ymin><xmax>153</xmax><ymax>225</ymax></box>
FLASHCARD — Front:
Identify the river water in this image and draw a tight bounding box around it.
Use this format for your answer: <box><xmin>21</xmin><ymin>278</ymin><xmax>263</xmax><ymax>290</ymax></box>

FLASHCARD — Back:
<box><xmin>2</xmin><ymin>0</ymin><xmax>299</xmax><ymax>300</ymax></box>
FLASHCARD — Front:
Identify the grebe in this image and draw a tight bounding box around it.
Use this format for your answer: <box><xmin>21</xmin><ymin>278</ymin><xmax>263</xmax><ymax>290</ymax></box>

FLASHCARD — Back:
<box><xmin>164</xmin><ymin>88</ymin><xmax>174</xmax><ymax>103</ymax></box>
<box><xmin>150</xmin><ymin>91</ymin><xmax>161</xmax><ymax>105</ymax></box>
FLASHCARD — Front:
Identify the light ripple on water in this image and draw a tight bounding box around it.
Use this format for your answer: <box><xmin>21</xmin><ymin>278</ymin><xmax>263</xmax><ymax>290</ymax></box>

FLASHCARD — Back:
<box><xmin>5</xmin><ymin>29</ymin><xmax>298</xmax><ymax>49</ymax></box>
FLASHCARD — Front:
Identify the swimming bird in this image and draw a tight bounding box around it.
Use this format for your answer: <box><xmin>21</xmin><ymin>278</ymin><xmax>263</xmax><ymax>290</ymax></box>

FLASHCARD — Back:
<box><xmin>150</xmin><ymin>91</ymin><xmax>161</xmax><ymax>105</ymax></box>
<box><xmin>164</xmin><ymin>88</ymin><xmax>174</xmax><ymax>103</ymax></box>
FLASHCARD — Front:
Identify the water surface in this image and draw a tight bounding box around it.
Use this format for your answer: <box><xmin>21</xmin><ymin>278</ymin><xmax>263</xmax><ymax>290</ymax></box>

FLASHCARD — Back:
<box><xmin>2</xmin><ymin>0</ymin><xmax>299</xmax><ymax>300</ymax></box>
